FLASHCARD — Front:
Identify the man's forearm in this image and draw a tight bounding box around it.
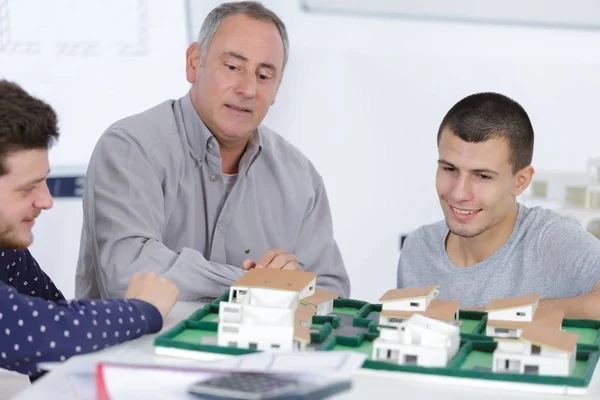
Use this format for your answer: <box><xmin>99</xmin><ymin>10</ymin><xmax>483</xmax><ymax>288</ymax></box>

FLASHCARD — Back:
<box><xmin>538</xmin><ymin>291</ymin><xmax>600</xmax><ymax>320</ymax></box>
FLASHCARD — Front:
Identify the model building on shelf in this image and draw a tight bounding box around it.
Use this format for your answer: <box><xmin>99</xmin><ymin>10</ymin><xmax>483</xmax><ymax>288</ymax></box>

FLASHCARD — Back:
<box><xmin>372</xmin><ymin>313</ymin><xmax>460</xmax><ymax>367</ymax></box>
<box><xmin>492</xmin><ymin>321</ymin><xmax>579</xmax><ymax>376</ymax></box>
<box><xmin>217</xmin><ymin>268</ymin><xmax>317</xmax><ymax>352</ymax></box>
<box><xmin>485</xmin><ymin>294</ymin><xmax>564</xmax><ymax>338</ymax></box>
<box><xmin>300</xmin><ymin>288</ymin><xmax>340</xmax><ymax>315</ymax></box>
<box><xmin>378</xmin><ymin>285</ymin><xmax>460</xmax><ymax>327</ymax></box>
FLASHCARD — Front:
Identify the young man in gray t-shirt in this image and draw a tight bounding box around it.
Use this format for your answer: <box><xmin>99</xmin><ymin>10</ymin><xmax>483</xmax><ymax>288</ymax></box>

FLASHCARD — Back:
<box><xmin>397</xmin><ymin>92</ymin><xmax>600</xmax><ymax>317</ymax></box>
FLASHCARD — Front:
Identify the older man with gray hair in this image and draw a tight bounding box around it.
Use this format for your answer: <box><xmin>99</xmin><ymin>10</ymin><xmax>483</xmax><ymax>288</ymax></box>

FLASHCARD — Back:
<box><xmin>76</xmin><ymin>1</ymin><xmax>350</xmax><ymax>300</ymax></box>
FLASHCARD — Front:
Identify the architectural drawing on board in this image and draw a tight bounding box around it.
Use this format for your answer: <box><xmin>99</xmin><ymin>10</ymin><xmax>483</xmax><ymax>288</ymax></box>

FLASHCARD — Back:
<box><xmin>520</xmin><ymin>156</ymin><xmax>600</xmax><ymax>239</ymax></box>
<box><xmin>0</xmin><ymin>0</ymin><xmax>149</xmax><ymax>56</ymax></box>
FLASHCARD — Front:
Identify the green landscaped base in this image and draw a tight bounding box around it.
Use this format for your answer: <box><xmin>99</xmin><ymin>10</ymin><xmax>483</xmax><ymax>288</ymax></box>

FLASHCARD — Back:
<box><xmin>154</xmin><ymin>293</ymin><xmax>600</xmax><ymax>392</ymax></box>
<box><xmin>459</xmin><ymin>319</ymin><xmax>481</xmax><ymax>334</ymax></box>
<box><xmin>563</xmin><ymin>326</ymin><xmax>599</xmax><ymax>346</ymax></box>
<box><xmin>332</xmin><ymin>307</ymin><xmax>359</xmax><ymax>315</ymax></box>
<box><xmin>200</xmin><ymin>313</ymin><xmax>219</xmax><ymax>322</ymax></box>
<box><xmin>173</xmin><ymin>329</ymin><xmax>215</xmax><ymax>344</ymax></box>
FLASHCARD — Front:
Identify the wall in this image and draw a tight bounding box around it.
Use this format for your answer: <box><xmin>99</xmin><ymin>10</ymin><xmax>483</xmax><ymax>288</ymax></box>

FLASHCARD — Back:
<box><xmin>3</xmin><ymin>0</ymin><xmax>600</xmax><ymax>302</ymax></box>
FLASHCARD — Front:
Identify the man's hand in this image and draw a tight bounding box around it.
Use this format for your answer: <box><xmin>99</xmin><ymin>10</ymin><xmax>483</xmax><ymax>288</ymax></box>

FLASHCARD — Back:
<box><xmin>124</xmin><ymin>271</ymin><xmax>179</xmax><ymax>320</ymax></box>
<box><xmin>242</xmin><ymin>248</ymin><xmax>300</xmax><ymax>271</ymax></box>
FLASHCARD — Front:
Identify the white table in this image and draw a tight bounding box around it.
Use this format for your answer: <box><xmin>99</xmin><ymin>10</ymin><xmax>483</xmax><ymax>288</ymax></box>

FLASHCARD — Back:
<box><xmin>12</xmin><ymin>302</ymin><xmax>600</xmax><ymax>400</ymax></box>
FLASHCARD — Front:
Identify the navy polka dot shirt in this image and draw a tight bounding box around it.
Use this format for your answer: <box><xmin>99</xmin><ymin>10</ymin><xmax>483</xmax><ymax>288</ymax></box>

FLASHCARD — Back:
<box><xmin>0</xmin><ymin>249</ymin><xmax>163</xmax><ymax>375</ymax></box>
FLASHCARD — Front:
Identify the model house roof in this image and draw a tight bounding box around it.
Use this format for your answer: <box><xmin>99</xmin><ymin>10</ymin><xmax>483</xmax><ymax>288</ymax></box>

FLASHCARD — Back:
<box><xmin>295</xmin><ymin>304</ymin><xmax>317</xmax><ymax>324</ymax></box>
<box><xmin>378</xmin><ymin>285</ymin><xmax>439</xmax><ymax>302</ymax></box>
<box><xmin>300</xmin><ymin>288</ymin><xmax>340</xmax><ymax>306</ymax></box>
<box><xmin>488</xmin><ymin>308</ymin><xmax>564</xmax><ymax>329</ymax></box>
<box><xmin>520</xmin><ymin>322</ymin><xmax>579</xmax><ymax>353</ymax></box>
<box><xmin>293</xmin><ymin>325</ymin><xmax>311</xmax><ymax>343</ymax></box>
<box><xmin>232</xmin><ymin>268</ymin><xmax>316</xmax><ymax>293</ymax></box>
<box><xmin>485</xmin><ymin>294</ymin><xmax>540</xmax><ymax>312</ymax></box>
<box><xmin>380</xmin><ymin>299</ymin><xmax>459</xmax><ymax>322</ymax></box>
<box><xmin>530</xmin><ymin>308</ymin><xmax>564</xmax><ymax>330</ymax></box>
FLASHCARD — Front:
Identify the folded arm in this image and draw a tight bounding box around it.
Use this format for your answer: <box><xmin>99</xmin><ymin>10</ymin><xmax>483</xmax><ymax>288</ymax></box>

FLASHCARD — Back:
<box><xmin>85</xmin><ymin>129</ymin><xmax>243</xmax><ymax>300</ymax></box>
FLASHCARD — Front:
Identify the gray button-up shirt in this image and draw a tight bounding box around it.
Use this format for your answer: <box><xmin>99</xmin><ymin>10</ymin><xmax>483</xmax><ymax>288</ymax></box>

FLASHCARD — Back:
<box><xmin>75</xmin><ymin>92</ymin><xmax>350</xmax><ymax>301</ymax></box>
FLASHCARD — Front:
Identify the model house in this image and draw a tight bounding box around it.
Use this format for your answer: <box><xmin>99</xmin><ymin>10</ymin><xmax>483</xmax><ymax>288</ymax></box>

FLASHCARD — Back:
<box><xmin>295</xmin><ymin>304</ymin><xmax>317</xmax><ymax>327</ymax></box>
<box><xmin>372</xmin><ymin>313</ymin><xmax>460</xmax><ymax>367</ymax></box>
<box><xmin>485</xmin><ymin>294</ymin><xmax>564</xmax><ymax>338</ymax></box>
<box><xmin>378</xmin><ymin>286</ymin><xmax>460</xmax><ymax>327</ymax></box>
<box><xmin>228</xmin><ymin>268</ymin><xmax>317</xmax><ymax>304</ymax></box>
<box><xmin>493</xmin><ymin>322</ymin><xmax>579</xmax><ymax>376</ymax></box>
<box><xmin>217</xmin><ymin>269</ymin><xmax>317</xmax><ymax>352</ymax></box>
<box><xmin>300</xmin><ymin>288</ymin><xmax>340</xmax><ymax>316</ymax></box>
<box><xmin>294</xmin><ymin>325</ymin><xmax>312</xmax><ymax>351</ymax></box>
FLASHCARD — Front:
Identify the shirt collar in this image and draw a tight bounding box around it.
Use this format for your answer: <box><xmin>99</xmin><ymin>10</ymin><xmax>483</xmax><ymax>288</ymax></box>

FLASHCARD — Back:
<box><xmin>180</xmin><ymin>91</ymin><xmax>264</xmax><ymax>173</ymax></box>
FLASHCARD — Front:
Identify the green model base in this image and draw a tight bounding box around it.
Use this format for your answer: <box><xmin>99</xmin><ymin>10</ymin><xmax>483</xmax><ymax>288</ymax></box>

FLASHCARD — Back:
<box><xmin>154</xmin><ymin>291</ymin><xmax>600</xmax><ymax>389</ymax></box>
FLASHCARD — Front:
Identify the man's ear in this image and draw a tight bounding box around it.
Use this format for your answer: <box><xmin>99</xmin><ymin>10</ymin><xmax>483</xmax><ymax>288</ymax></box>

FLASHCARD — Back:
<box><xmin>513</xmin><ymin>165</ymin><xmax>535</xmax><ymax>196</ymax></box>
<box><xmin>185</xmin><ymin>43</ymin><xmax>201</xmax><ymax>84</ymax></box>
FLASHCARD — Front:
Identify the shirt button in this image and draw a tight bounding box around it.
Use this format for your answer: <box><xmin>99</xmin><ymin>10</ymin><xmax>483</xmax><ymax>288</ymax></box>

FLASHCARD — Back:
<box><xmin>210</xmin><ymin>175</ymin><xmax>218</xmax><ymax>181</ymax></box>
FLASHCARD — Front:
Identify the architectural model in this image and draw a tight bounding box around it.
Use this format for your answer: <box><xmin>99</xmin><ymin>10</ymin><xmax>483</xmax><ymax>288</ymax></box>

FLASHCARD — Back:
<box><xmin>217</xmin><ymin>268</ymin><xmax>317</xmax><ymax>352</ymax></box>
<box><xmin>300</xmin><ymin>287</ymin><xmax>340</xmax><ymax>316</ymax></box>
<box><xmin>377</xmin><ymin>285</ymin><xmax>460</xmax><ymax>327</ymax></box>
<box><xmin>493</xmin><ymin>321</ymin><xmax>579</xmax><ymax>376</ymax></box>
<box><xmin>485</xmin><ymin>294</ymin><xmax>564</xmax><ymax>338</ymax></box>
<box><xmin>372</xmin><ymin>313</ymin><xmax>460</xmax><ymax>367</ymax></box>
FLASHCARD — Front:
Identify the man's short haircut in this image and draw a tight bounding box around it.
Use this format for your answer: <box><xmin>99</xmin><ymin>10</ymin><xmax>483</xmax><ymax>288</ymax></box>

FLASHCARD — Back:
<box><xmin>0</xmin><ymin>80</ymin><xmax>59</xmax><ymax>176</ymax></box>
<box><xmin>437</xmin><ymin>92</ymin><xmax>534</xmax><ymax>173</ymax></box>
<box><xmin>197</xmin><ymin>1</ymin><xmax>289</xmax><ymax>73</ymax></box>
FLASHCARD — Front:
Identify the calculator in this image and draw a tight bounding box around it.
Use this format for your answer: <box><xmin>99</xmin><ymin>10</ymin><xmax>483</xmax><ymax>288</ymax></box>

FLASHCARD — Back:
<box><xmin>188</xmin><ymin>372</ymin><xmax>301</xmax><ymax>400</ymax></box>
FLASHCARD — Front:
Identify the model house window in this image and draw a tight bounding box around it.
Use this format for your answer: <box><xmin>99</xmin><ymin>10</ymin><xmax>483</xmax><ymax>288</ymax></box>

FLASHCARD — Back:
<box><xmin>271</xmin><ymin>344</ymin><xmax>280</xmax><ymax>349</ymax></box>
<box><xmin>495</xmin><ymin>328</ymin><xmax>510</xmax><ymax>334</ymax></box>
<box><xmin>531</xmin><ymin>345</ymin><xmax>541</xmax><ymax>355</ymax></box>
<box><xmin>389</xmin><ymin>317</ymin><xmax>404</xmax><ymax>323</ymax></box>
<box><xmin>249</xmin><ymin>342</ymin><xmax>258</xmax><ymax>349</ymax></box>
<box><xmin>228</xmin><ymin>341</ymin><xmax>237</xmax><ymax>347</ymax></box>
<box><xmin>404</xmin><ymin>355</ymin><xmax>418</xmax><ymax>364</ymax></box>
<box><xmin>223</xmin><ymin>307</ymin><xmax>239</xmax><ymax>313</ymax></box>
<box><xmin>524</xmin><ymin>365</ymin><xmax>539</xmax><ymax>374</ymax></box>
<box><xmin>516</xmin><ymin>312</ymin><xmax>526</xmax><ymax>317</ymax></box>
<box><xmin>409</xmin><ymin>302</ymin><xmax>419</xmax><ymax>307</ymax></box>
<box><xmin>222</xmin><ymin>326</ymin><xmax>239</xmax><ymax>333</ymax></box>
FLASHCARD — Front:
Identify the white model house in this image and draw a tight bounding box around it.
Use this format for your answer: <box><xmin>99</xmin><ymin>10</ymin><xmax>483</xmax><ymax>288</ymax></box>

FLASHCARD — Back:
<box><xmin>493</xmin><ymin>322</ymin><xmax>579</xmax><ymax>376</ymax></box>
<box><xmin>485</xmin><ymin>294</ymin><xmax>566</xmax><ymax>338</ymax></box>
<box><xmin>372</xmin><ymin>314</ymin><xmax>460</xmax><ymax>367</ymax></box>
<box><xmin>217</xmin><ymin>269</ymin><xmax>317</xmax><ymax>352</ymax></box>
<box><xmin>378</xmin><ymin>286</ymin><xmax>460</xmax><ymax>327</ymax></box>
<box><xmin>300</xmin><ymin>288</ymin><xmax>340</xmax><ymax>316</ymax></box>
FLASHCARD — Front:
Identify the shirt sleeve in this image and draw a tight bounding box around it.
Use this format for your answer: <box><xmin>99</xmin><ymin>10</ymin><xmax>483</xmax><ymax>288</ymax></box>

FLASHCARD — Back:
<box><xmin>537</xmin><ymin>217</ymin><xmax>600</xmax><ymax>297</ymax></box>
<box><xmin>82</xmin><ymin>128</ymin><xmax>243</xmax><ymax>301</ymax></box>
<box><xmin>292</xmin><ymin>168</ymin><xmax>351</xmax><ymax>298</ymax></box>
<box><xmin>0</xmin><ymin>249</ymin><xmax>65</xmax><ymax>302</ymax></box>
<box><xmin>0</xmin><ymin>282</ymin><xmax>162</xmax><ymax>376</ymax></box>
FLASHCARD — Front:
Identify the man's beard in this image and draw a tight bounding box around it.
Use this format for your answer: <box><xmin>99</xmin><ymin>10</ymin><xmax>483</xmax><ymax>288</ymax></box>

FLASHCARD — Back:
<box><xmin>0</xmin><ymin>225</ymin><xmax>32</xmax><ymax>249</ymax></box>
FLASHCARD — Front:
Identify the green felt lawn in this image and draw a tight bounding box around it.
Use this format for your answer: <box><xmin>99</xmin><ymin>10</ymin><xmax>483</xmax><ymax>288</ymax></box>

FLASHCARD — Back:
<box><xmin>562</xmin><ymin>326</ymin><xmax>599</xmax><ymax>345</ymax></box>
<box><xmin>332</xmin><ymin>307</ymin><xmax>359</xmax><ymax>315</ymax></box>
<box><xmin>460</xmin><ymin>350</ymin><xmax>492</xmax><ymax>370</ymax></box>
<box><xmin>173</xmin><ymin>329</ymin><xmax>216</xmax><ymax>344</ymax></box>
<box><xmin>459</xmin><ymin>319</ymin><xmax>481</xmax><ymax>334</ymax></box>
<box><xmin>200</xmin><ymin>313</ymin><xmax>219</xmax><ymax>322</ymax></box>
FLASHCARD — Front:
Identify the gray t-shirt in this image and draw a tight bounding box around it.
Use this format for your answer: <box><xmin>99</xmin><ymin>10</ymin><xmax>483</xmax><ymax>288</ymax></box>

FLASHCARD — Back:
<box><xmin>397</xmin><ymin>204</ymin><xmax>600</xmax><ymax>308</ymax></box>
